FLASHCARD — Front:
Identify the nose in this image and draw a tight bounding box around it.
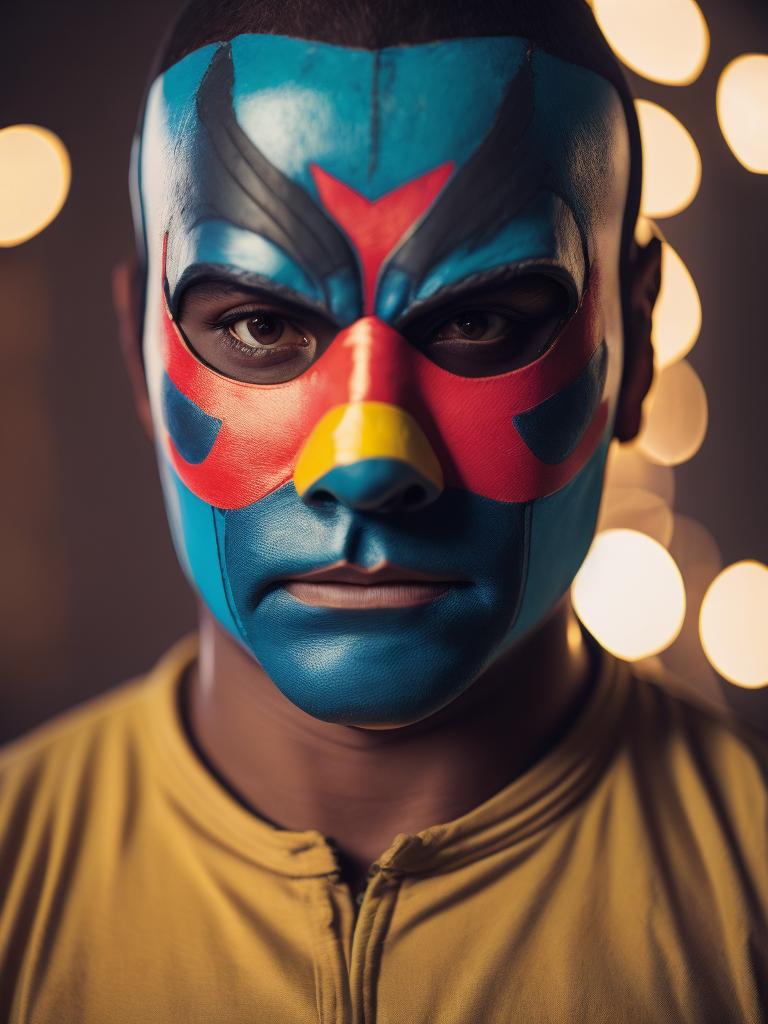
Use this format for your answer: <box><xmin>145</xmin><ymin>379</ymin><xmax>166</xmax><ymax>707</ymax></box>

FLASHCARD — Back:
<box><xmin>294</xmin><ymin>401</ymin><xmax>443</xmax><ymax>513</ymax></box>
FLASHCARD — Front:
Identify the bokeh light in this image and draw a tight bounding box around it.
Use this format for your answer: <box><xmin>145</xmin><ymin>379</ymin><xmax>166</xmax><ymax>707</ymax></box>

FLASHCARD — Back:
<box><xmin>597</xmin><ymin>486</ymin><xmax>674</xmax><ymax>547</ymax></box>
<box><xmin>637</xmin><ymin>100</ymin><xmax>701</xmax><ymax>218</ymax></box>
<box><xmin>573</xmin><ymin>529</ymin><xmax>686</xmax><ymax>660</ymax></box>
<box><xmin>660</xmin><ymin>516</ymin><xmax>725</xmax><ymax>705</ymax></box>
<box><xmin>637</xmin><ymin>360</ymin><xmax>708</xmax><ymax>466</ymax></box>
<box><xmin>593</xmin><ymin>0</ymin><xmax>709</xmax><ymax>86</ymax></box>
<box><xmin>669</xmin><ymin>516</ymin><xmax>723</xmax><ymax>605</ymax></box>
<box><xmin>603</xmin><ymin>440</ymin><xmax>676</xmax><ymax>507</ymax></box>
<box><xmin>634</xmin><ymin>216</ymin><xmax>662</xmax><ymax>248</ymax></box>
<box><xmin>653</xmin><ymin>243</ymin><xmax>702</xmax><ymax>368</ymax></box>
<box><xmin>717</xmin><ymin>55</ymin><xmax>768</xmax><ymax>174</ymax></box>
<box><xmin>700</xmin><ymin>561</ymin><xmax>768</xmax><ymax>687</ymax></box>
<box><xmin>0</xmin><ymin>125</ymin><xmax>70</xmax><ymax>247</ymax></box>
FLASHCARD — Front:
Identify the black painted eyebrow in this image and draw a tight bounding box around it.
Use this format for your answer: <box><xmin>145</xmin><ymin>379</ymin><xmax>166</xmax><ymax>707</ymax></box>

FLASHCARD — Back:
<box><xmin>395</xmin><ymin>264</ymin><xmax>578</xmax><ymax>327</ymax></box>
<box><xmin>174</xmin><ymin>265</ymin><xmax>340</xmax><ymax>323</ymax></box>
<box><xmin>381</xmin><ymin>52</ymin><xmax>588</xmax><ymax>314</ymax></box>
<box><xmin>187</xmin><ymin>42</ymin><xmax>358</xmax><ymax>309</ymax></box>
<box><xmin>171</xmin><ymin>43</ymin><xmax>587</xmax><ymax>321</ymax></box>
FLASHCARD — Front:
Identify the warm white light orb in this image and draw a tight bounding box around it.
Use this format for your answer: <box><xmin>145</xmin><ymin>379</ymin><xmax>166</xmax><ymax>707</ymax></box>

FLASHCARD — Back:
<box><xmin>700</xmin><ymin>561</ymin><xmax>768</xmax><ymax>687</ymax></box>
<box><xmin>593</xmin><ymin>0</ymin><xmax>709</xmax><ymax>86</ymax></box>
<box><xmin>670</xmin><ymin>515</ymin><xmax>722</xmax><ymax>594</ymax></box>
<box><xmin>637</xmin><ymin>359</ymin><xmax>708</xmax><ymax>466</ymax></box>
<box><xmin>597</xmin><ymin>486</ymin><xmax>674</xmax><ymax>548</ymax></box>
<box><xmin>660</xmin><ymin>516</ymin><xmax>724</xmax><ymax>697</ymax></box>
<box><xmin>634</xmin><ymin>216</ymin><xmax>661</xmax><ymax>247</ymax></box>
<box><xmin>637</xmin><ymin>101</ymin><xmax>701</xmax><ymax>218</ymax></box>
<box><xmin>0</xmin><ymin>125</ymin><xmax>70</xmax><ymax>247</ymax></box>
<box><xmin>573</xmin><ymin>529</ymin><xmax>686</xmax><ymax>660</ymax></box>
<box><xmin>603</xmin><ymin>440</ymin><xmax>676</xmax><ymax>507</ymax></box>
<box><xmin>717</xmin><ymin>54</ymin><xmax>768</xmax><ymax>174</ymax></box>
<box><xmin>653</xmin><ymin>243</ymin><xmax>702</xmax><ymax>368</ymax></box>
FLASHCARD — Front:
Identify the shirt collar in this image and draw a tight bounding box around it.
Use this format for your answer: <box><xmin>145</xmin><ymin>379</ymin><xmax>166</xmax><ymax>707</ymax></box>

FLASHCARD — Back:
<box><xmin>144</xmin><ymin>635</ymin><xmax>629</xmax><ymax>878</ymax></box>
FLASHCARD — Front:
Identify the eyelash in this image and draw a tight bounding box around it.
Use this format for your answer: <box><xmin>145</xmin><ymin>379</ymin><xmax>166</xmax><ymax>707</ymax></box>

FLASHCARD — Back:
<box><xmin>223</xmin><ymin>331</ymin><xmax>260</xmax><ymax>358</ymax></box>
<box><xmin>210</xmin><ymin>309</ymin><xmax>296</xmax><ymax>358</ymax></box>
<box><xmin>423</xmin><ymin>307</ymin><xmax>536</xmax><ymax>343</ymax></box>
<box><xmin>210</xmin><ymin>308</ymin><xmax>269</xmax><ymax>332</ymax></box>
<box><xmin>206</xmin><ymin>300</ymin><xmax>550</xmax><ymax>360</ymax></box>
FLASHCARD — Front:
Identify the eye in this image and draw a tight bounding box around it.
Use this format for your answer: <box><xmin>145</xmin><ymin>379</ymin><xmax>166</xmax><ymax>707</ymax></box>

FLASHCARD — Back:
<box><xmin>435</xmin><ymin>312</ymin><xmax>508</xmax><ymax>343</ymax></box>
<box><xmin>228</xmin><ymin>314</ymin><xmax>305</xmax><ymax>351</ymax></box>
<box><xmin>406</xmin><ymin>275</ymin><xmax>571</xmax><ymax>379</ymax></box>
<box><xmin>176</xmin><ymin>286</ymin><xmax>337</xmax><ymax>385</ymax></box>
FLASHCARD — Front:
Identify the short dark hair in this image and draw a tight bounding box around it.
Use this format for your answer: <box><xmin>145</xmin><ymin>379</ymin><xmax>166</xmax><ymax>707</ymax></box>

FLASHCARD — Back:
<box><xmin>158</xmin><ymin>0</ymin><xmax>627</xmax><ymax>85</ymax></box>
<box><xmin>145</xmin><ymin>0</ymin><xmax>641</xmax><ymax>328</ymax></box>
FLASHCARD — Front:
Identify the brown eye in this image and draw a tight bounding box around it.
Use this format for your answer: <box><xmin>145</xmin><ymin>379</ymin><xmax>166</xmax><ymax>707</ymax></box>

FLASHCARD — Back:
<box><xmin>177</xmin><ymin>282</ymin><xmax>338</xmax><ymax>385</ymax></box>
<box><xmin>455</xmin><ymin>314</ymin><xmax>488</xmax><ymax>340</ymax></box>
<box><xmin>405</xmin><ymin>275</ymin><xmax>571</xmax><ymax>378</ymax></box>
<box><xmin>437</xmin><ymin>312</ymin><xmax>507</xmax><ymax>343</ymax></box>
<box><xmin>230</xmin><ymin>314</ymin><xmax>292</xmax><ymax>348</ymax></box>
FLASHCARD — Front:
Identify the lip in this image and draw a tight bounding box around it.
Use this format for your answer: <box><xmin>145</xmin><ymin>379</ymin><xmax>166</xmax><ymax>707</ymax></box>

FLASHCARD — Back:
<box><xmin>280</xmin><ymin>561</ymin><xmax>462</xmax><ymax>610</ymax></box>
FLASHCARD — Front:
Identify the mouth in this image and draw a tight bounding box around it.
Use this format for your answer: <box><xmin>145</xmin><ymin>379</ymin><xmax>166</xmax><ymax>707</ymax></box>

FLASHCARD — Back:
<box><xmin>280</xmin><ymin>561</ymin><xmax>461</xmax><ymax>610</ymax></box>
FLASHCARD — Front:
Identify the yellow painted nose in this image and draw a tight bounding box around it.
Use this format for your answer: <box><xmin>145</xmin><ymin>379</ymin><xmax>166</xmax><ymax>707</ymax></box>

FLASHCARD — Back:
<box><xmin>293</xmin><ymin>402</ymin><xmax>444</xmax><ymax>512</ymax></box>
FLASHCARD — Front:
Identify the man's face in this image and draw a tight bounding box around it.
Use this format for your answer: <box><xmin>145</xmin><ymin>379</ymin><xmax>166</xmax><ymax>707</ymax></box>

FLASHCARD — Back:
<box><xmin>137</xmin><ymin>35</ymin><xmax>630</xmax><ymax>726</ymax></box>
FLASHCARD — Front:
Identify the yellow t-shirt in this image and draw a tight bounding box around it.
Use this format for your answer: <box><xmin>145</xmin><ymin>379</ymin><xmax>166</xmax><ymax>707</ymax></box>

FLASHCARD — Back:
<box><xmin>1</xmin><ymin>637</ymin><xmax>767</xmax><ymax>1023</ymax></box>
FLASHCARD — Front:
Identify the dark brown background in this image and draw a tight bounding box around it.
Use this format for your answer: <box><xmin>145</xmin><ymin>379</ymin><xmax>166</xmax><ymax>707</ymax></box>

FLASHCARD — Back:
<box><xmin>0</xmin><ymin>0</ymin><xmax>766</xmax><ymax>743</ymax></box>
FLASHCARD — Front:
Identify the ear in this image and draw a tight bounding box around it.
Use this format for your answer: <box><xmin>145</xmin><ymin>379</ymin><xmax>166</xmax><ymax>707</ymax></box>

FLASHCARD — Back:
<box><xmin>613</xmin><ymin>234</ymin><xmax>662</xmax><ymax>442</ymax></box>
<box><xmin>113</xmin><ymin>253</ymin><xmax>154</xmax><ymax>442</ymax></box>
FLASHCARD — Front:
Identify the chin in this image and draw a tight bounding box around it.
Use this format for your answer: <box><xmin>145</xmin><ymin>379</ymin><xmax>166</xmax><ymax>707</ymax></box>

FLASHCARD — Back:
<box><xmin>215</xmin><ymin>484</ymin><xmax>531</xmax><ymax>725</ymax></box>
<box><xmin>169</xmin><ymin>444</ymin><xmax>609</xmax><ymax>726</ymax></box>
<box><xmin>241</xmin><ymin>588</ymin><xmax>520</xmax><ymax>726</ymax></box>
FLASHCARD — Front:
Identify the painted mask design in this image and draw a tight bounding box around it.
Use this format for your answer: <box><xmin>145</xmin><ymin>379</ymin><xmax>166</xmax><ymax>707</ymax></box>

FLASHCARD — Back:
<box><xmin>137</xmin><ymin>35</ymin><xmax>630</xmax><ymax>725</ymax></box>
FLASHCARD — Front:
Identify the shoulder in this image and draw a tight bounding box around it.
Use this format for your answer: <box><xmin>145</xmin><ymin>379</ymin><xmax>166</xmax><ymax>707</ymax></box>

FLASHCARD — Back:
<box><xmin>0</xmin><ymin>636</ymin><xmax>198</xmax><ymax>843</ymax></box>
<box><xmin>625</xmin><ymin>663</ymin><xmax>768</xmax><ymax>765</ymax></box>
<box><xmin>617</xmin><ymin>662</ymin><xmax>768</xmax><ymax>838</ymax></box>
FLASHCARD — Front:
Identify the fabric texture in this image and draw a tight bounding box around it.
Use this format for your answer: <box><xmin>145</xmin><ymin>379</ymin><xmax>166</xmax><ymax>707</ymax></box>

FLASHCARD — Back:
<box><xmin>1</xmin><ymin>638</ymin><xmax>767</xmax><ymax>1022</ymax></box>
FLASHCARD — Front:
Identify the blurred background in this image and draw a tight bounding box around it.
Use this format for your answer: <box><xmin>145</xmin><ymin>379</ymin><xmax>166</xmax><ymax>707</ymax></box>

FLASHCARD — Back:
<box><xmin>0</xmin><ymin>0</ymin><xmax>766</xmax><ymax>743</ymax></box>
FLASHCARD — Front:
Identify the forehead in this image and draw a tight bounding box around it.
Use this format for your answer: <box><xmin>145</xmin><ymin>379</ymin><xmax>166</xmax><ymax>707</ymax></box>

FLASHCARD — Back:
<box><xmin>139</xmin><ymin>35</ymin><xmax>629</xmax><ymax>320</ymax></box>
<box><xmin>227</xmin><ymin>36</ymin><xmax>525</xmax><ymax>199</ymax></box>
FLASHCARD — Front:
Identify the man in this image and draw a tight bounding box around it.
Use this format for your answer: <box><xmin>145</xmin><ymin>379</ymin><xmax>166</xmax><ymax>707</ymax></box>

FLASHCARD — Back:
<box><xmin>1</xmin><ymin>0</ymin><xmax>767</xmax><ymax>1020</ymax></box>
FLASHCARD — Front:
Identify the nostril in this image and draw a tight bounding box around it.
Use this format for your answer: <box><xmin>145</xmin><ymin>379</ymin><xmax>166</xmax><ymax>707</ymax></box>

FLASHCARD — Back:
<box><xmin>306</xmin><ymin>488</ymin><xmax>336</xmax><ymax>505</ymax></box>
<box><xmin>378</xmin><ymin>483</ymin><xmax>432</xmax><ymax>514</ymax></box>
<box><xmin>402</xmin><ymin>485</ymin><xmax>426</xmax><ymax>508</ymax></box>
<box><xmin>294</xmin><ymin>404</ymin><xmax>444</xmax><ymax>513</ymax></box>
<box><xmin>300</xmin><ymin>458</ymin><xmax>442</xmax><ymax>513</ymax></box>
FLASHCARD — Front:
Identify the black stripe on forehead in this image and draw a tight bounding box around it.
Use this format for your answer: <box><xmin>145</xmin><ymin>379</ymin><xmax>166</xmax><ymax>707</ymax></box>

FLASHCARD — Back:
<box><xmin>191</xmin><ymin>43</ymin><xmax>360</xmax><ymax>308</ymax></box>
<box><xmin>383</xmin><ymin>49</ymin><xmax>587</xmax><ymax>310</ymax></box>
<box><xmin>181</xmin><ymin>41</ymin><xmax>586</xmax><ymax>317</ymax></box>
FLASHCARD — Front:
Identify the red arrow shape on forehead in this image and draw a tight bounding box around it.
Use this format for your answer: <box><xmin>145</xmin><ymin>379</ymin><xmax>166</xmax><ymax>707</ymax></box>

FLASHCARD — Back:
<box><xmin>310</xmin><ymin>162</ymin><xmax>453</xmax><ymax>315</ymax></box>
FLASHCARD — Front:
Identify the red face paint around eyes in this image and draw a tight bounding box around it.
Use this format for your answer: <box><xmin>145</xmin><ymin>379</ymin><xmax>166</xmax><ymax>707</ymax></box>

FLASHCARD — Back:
<box><xmin>158</xmin><ymin>263</ymin><xmax>608</xmax><ymax>511</ymax></box>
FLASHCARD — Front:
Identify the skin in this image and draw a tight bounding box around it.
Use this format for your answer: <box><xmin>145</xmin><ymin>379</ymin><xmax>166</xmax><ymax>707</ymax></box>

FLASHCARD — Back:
<box><xmin>114</xmin><ymin>227</ymin><xmax>661</xmax><ymax>892</ymax></box>
<box><xmin>174</xmin><ymin>272</ymin><xmax>572</xmax><ymax>385</ymax></box>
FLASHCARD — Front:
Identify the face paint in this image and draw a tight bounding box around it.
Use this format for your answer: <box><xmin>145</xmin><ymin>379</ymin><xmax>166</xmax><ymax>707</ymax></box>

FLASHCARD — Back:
<box><xmin>136</xmin><ymin>35</ymin><xmax>630</xmax><ymax>726</ymax></box>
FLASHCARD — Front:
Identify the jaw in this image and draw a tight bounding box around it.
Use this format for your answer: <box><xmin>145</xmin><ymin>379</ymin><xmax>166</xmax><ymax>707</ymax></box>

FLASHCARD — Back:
<box><xmin>218</xmin><ymin>483</ymin><xmax>531</xmax><ymax>726</ymax></box>
<box><xmin>162</xmin><ymin>435</ymin><xmax>609</xmax><ymax>727</ymax></box>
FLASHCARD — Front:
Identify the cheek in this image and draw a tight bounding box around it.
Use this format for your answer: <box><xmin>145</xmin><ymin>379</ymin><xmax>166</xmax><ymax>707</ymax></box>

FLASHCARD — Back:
<box><xmin>159</xmin><ymin>459</ymin><xmax>244</xmax><ymax>642</ymax></box>
<box><xmin>213</xmin><ymin>484</ymin><xmax>535</xmax><ymax>724</ymax></box>
<box><xmin>507</xmin><ymin>440</ymin><xmax>610</xmax><ymax>644</ymax></box>
<box><xmin>511</xmin><ymin>341</ymin><xmax>607</xmax><ymax>465</ymax></box>
<box><xmin>412</xmin><ymin>275</ymin><xmax>612</xmax><ymax>506</ymax></box>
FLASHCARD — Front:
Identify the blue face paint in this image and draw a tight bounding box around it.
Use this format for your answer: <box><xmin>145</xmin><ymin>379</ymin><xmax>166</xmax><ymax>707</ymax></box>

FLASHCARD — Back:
<box><xmin>161</xmin><ymin>373</ymin><xmax>222</xmax><ymax>464</ymax></box>
<box><xmin>136</xmin><ymin>34</ymin><xmax>630</xmax><ymax>726</ymax></box>
<box><xmin>512</xmin><ymin>341</ymin><xmax>608</xmax><ymax>465</ymax></box>
<box><xmin>222</xmin><ymin>485</ymin><xmax>531</xmax><ymax>724</ymax></box>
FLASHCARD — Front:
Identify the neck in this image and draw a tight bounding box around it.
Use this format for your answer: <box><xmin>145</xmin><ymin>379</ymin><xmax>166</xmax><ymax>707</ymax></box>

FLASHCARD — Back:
<box><xmin>187</xmin><ymin>598</ymin><xmax>593</xmax><ymax>890</ymax></box>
